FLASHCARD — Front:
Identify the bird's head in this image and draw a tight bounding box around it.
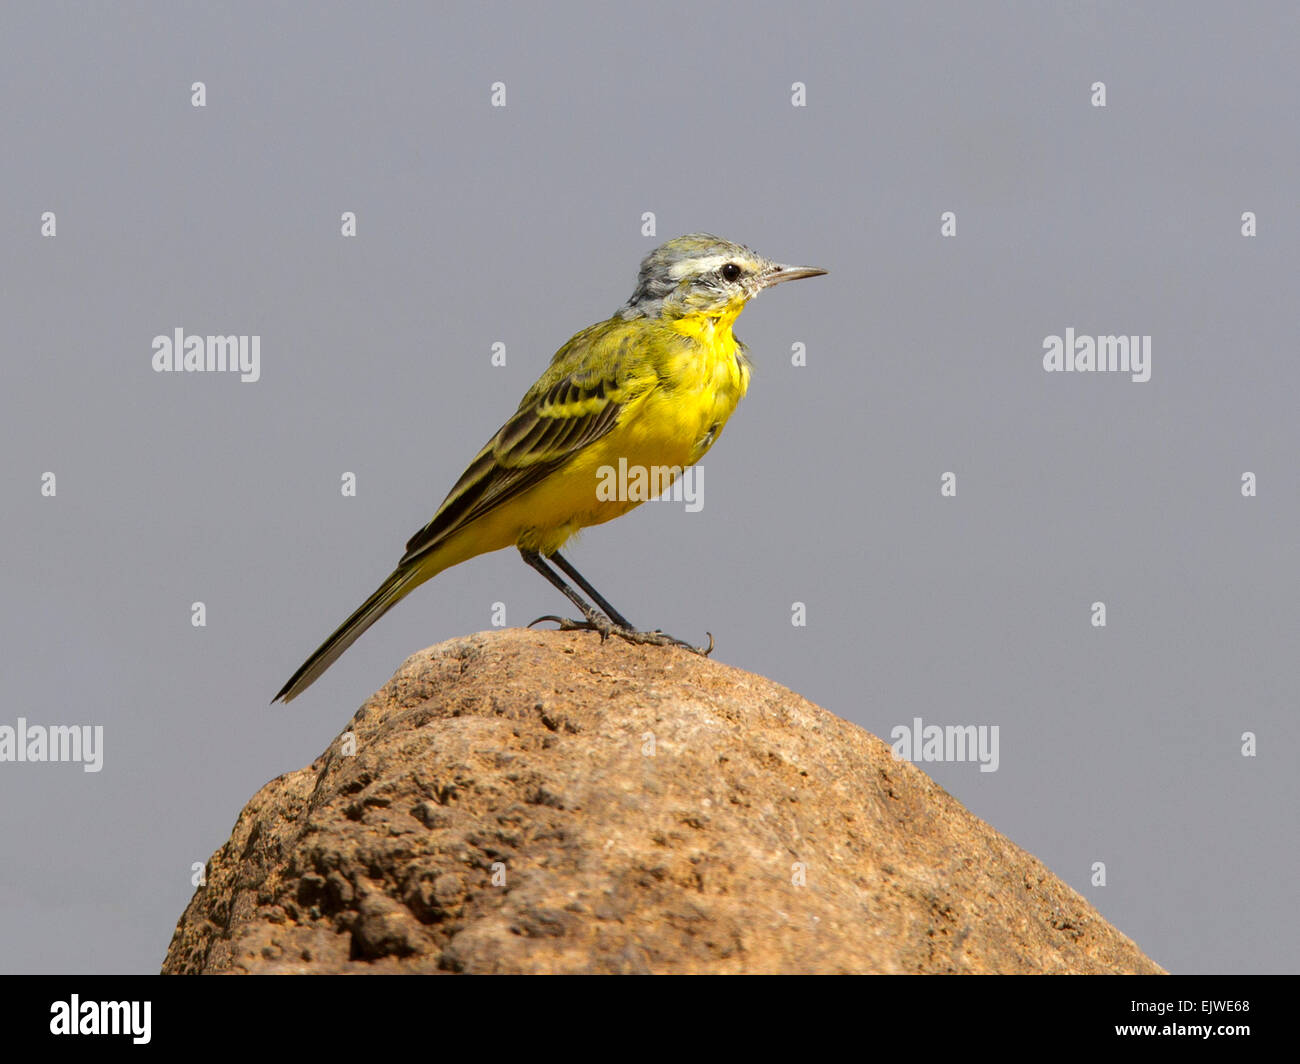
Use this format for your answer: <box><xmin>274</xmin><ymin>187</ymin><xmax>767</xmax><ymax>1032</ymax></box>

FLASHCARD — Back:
<box><xmin>619</xmin><ymin>233</ymin><xmax>826</xmax><ymax>323</ymax></box>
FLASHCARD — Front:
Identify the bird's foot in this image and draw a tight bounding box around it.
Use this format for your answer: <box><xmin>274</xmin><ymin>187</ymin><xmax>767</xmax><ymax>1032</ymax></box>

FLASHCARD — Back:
<box><xmin>527</xmin><ymin>614</ymin><xmax>714</xmax><ymax>657</ymax></box>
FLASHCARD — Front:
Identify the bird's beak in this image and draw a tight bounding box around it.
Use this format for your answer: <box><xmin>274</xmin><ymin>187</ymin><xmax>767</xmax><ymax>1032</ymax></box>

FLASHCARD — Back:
<box><xmin>760</xmin><ymin>263</ymin><xmax>828</xmax><ymax>289</ymax></box>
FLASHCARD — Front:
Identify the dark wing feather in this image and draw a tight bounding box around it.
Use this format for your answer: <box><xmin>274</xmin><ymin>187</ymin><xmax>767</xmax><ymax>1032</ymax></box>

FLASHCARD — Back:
<box><xmin>399</xmin><ymin>371</ymin><xmax>625</xmax><ymax>565</ymax></box>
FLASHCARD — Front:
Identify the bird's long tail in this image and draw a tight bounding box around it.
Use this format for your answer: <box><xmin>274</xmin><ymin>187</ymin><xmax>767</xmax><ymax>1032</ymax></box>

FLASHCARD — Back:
<box><xmin>273</xmin><ymin>564</ymin><xmax>427</xmax><ymax>703</ymax></box>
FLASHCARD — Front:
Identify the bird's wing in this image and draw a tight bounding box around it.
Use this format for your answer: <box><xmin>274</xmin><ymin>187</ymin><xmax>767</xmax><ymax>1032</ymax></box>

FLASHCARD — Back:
<box><xmin>399</xmin><ymin>325</ymin><xmax>649</xmax><ymax>566</ymax></box>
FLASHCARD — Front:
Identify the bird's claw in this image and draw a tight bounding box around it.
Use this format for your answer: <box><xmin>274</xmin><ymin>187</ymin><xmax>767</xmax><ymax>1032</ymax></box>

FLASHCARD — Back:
<box><xmin>528</xmin><ymin>615</ymin><xmax>713</xmax><ymax>657</ymax></box>
<box><xmin>528</xmin><ymin>613</ymin><xmax>612</xmax><ymax>640</ymax></box>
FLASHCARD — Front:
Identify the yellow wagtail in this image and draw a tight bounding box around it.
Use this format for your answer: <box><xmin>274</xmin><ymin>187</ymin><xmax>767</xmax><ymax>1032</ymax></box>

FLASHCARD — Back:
<box><xmin>274</xmin><ymin>234</ymin><xmax>825</xmax><ymax>702</ymax></box>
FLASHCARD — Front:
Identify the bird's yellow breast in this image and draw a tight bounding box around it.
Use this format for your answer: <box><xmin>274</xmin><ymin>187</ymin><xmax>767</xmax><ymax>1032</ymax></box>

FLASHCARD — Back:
<box><xmin>647</xmin><ymin>307</ymin><xmax>750</xmax><ymax>455</ymax></box>
<box><xmin>508</xmin><ymin>311</ymin><xmax>750</xmax><ymax>554</ymax></box>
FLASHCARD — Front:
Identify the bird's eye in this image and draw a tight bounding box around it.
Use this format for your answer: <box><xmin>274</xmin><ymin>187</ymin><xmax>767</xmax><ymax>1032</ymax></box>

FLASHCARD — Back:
<box><xmin>721</xmin><ymin>262</ymin><xmax>742</xmax><ymax>283</ymax></box>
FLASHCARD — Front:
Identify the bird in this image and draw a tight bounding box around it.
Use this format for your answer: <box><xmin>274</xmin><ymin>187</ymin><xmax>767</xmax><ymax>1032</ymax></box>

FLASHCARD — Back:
<box><xmin>273</xmin><ymin>234</ymin><xmax>826</xmax><ymax>702</ymax></box>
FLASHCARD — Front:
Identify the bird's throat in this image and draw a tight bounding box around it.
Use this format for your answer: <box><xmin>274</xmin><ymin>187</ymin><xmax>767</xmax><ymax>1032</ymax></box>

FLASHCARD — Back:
<box><xmin>669</xmin><ymin>302</ymin><xmax>744</xmax><ymax>348</ymax></box>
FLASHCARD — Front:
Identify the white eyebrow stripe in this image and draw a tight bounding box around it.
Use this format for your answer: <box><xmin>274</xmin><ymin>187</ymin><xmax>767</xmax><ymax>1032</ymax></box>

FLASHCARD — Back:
<box><xmin>668</xmin><ymin>254</ymin><xmax>733</xmax><ymax>279</ymax></box>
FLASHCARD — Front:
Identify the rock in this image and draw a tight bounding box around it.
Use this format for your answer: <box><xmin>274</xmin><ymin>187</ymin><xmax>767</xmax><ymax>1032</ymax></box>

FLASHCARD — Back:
<box><xmin>162</xmin><ymin>629</ymin><xmax>1164</xmax><ymax>974</ymax></box>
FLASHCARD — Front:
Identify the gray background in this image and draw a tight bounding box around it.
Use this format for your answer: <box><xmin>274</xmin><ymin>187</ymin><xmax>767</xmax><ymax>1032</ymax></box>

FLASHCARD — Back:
<box><xmin>2</xmin><ymin>2</ymin><xmax>1295</xmax><ymax>974</ymax></box>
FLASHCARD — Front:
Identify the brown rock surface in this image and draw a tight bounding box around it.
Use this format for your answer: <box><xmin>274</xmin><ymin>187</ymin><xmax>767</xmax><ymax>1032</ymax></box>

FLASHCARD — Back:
<box><xmin>162</xmin><ymin>629</ymin><xmax>1164</xmax><ymax>974</ymax></box>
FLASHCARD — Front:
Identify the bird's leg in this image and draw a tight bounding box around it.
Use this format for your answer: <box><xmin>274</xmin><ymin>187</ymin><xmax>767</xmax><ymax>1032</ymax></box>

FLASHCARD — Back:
<box><xmin>520</xmin><ymin>549</ymin><xmax>611</xmax><ymax>630</ymax></box>
<box><xmin>521</xmin><ymin>549</ymin><xmax>713</xmax><ymax>656</ymax></box>
<box><xmin>548</xmin><ymin>550</ymin><xmax>633</xmax><ymax>628</ymax></box>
